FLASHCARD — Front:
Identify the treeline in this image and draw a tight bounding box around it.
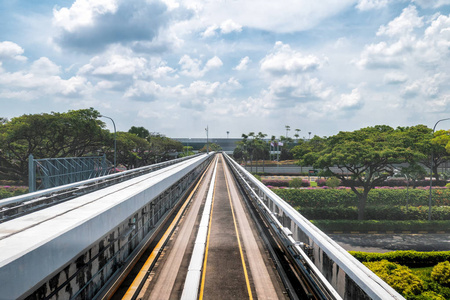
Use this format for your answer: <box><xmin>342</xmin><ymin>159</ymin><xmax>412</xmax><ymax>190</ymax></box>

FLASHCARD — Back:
<box><xmin>235</xmin><ymin>125</ymin><xmax>450</xmax><ymax>220</ymax></box>
<box><xmin>0</xmin><ymin>108</ymin><xmax>183</xmax><ymax>182</ymax></box>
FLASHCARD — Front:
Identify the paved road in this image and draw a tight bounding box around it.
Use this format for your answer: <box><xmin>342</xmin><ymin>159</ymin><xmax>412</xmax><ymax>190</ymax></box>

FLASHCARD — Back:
<box><xmin>329</xmin><ymin>233</ymin><xmax>450</xmax><ymax>253</ymax></box>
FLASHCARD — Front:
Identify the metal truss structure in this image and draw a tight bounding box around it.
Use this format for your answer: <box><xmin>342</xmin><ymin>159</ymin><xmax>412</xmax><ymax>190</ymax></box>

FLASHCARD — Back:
<box><xmin>28</xmin><ymin>154</ymin><xmax>111</xmax><ymax>192</ymax></box>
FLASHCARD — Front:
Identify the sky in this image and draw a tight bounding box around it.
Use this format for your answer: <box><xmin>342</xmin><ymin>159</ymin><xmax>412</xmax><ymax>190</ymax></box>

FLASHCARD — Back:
<box><xmin>1</xmin><ymin>0</ymin><xmax>450</xmax><ymax>139</ymax></box>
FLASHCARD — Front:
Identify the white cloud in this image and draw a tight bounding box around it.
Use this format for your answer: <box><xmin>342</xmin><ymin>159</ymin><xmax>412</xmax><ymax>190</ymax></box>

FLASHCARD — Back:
<box><xmin>183</xmin><ymin>0</ymin><xmax>356</xmax><ymax>33</ymax></box>
<box><xmin>336</xmin><ymin>88</ymin><xmax>362</xmax><ymax>109</ymax></box>
<box><xmin>220</xmin><ymin>19</ymin><xmax>242</xmax><ymax>34</ymax></box>
<box><xmin>30</xmin><ymin>57</ymin><xmax>62</xmax><ymax>75</ymax></box>
<box><xmin>384</xmin><ymin>72</ymin><xmax>408</xmax><ymax>84</ymax></box>
<box><xmin>413</xmin><ymin>0</ymin><xmax>450</xmax><ymax>8</ymax></box>
<box><xmin>52</xmin><ymin>0</ymin><xmax>177</xmax><ymax>53</ymax></box>
<box><xmin>53</xmin><ymin>0</ymin><xmax>118</xmax><ymax>32</ymax></box>
<box><xmin>179</xmin><ymin>55</ymin><xmax>223</xmax><ymax>77</ymax></box>
<box><xmin>0</xmin><ymin>41</ymin><xmax>27</xmax><ymax>61</ymax></box>
<box><xmin>356</xmin><ymin>0</ymin><xmax>388</xmax><ymax>11</ymax></box>
<box><xmin>202</xmin><ymin>25</ymin><xmax>219</xmax><ymax>38</ymax></box>
<box><xmin>377</xmin><ymin>5</ymin><xmax>423</xmax><ymax>37</ymax></box>
<box><xmin>261</xmin><ymin>42</ymin><xmax>324</xmax><ymax>76</ymax></box>
<box><xmin>234</xmin><ymin>56</ymin><xmax>250</xmax><ymax>71</ymax></box>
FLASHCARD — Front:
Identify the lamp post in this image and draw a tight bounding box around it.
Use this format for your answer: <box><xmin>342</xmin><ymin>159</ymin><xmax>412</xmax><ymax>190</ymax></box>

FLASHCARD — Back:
<box><xmin>428</xmin><ymin>118</ymin><xmax>450</xmax><ymax>220</ymax></box>
<box><xmin>205</xmin><ymin>126</ymin><xmax>209</xmax><ymax>154</ymax></box>
<box><xmin>100</xmin><ymin>114</ymin><xmax>117</xmax><ymax>173</ymax></box>
<box><xmin>227</xmin><ymin>131</ymin><xmax>229</xmax><ymax>139</ymax></box>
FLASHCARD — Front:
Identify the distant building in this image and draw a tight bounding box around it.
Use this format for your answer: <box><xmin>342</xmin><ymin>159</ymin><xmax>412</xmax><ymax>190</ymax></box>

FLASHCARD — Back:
<box><xmin>174</xmin><ymin>138</ymin><xmax>241</xmax><ymax>154</ymax></box>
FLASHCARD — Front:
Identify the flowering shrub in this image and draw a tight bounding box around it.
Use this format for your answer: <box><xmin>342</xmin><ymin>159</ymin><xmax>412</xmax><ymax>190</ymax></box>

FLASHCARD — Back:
<box><xmin>261</xmin><ymin>179</ymin><xmax>290</xmax><ymax>187</ymax></box>
<box><xmin>363</xmin><ymin>260</ymin><xmax>424</xmax><ymax>296</ymax></box>
<box><xmin>432</xmin><ymin>261</ymin><xmax>450</xmax><ymax>287</ymax></box>
<box><xmin>0</xmin><ymin>186</ymin><xmax>28</xmax><ymax>199</ymax></box>
<box><xmin>316</xmin><ymin>178</ymin><xmax>327</xmax><ymax>187</ymax></box>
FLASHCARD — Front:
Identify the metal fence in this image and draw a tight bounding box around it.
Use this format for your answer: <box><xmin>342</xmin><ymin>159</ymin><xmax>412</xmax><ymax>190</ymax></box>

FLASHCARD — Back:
<box><xmin>28</xmin><ymin>154</ymin><xmax>111</xmax><ymax>192</ymax></box>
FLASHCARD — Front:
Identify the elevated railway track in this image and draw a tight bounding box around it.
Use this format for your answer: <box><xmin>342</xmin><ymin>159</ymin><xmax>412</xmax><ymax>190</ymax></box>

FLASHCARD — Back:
<box><xmin>0</xmin><ymin>153</ymin><xmax>404</xmax><ymax>300</ymax></box>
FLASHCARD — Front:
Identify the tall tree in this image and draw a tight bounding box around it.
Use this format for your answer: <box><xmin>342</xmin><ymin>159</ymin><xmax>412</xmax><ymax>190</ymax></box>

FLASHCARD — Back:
<box><xmin>0</xmin><ymin>108</ymin><xmax>108</xmax><ymax>181</ymax></box>
<box><xmin>304</xmin><ymin>126</ymin><xmax>423</xmax><ymax>220</ymax></box>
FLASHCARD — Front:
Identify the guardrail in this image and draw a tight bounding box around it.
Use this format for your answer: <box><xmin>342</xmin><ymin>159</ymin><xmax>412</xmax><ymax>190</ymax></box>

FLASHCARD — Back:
<box><xmin>0</xmin><ymin>154</ymin><xmax>203</xmax><ymax>222</ymax></box>
<box><xmin>224</xmin><ymin>153</ymin><xmax>404</xmax><ymax>300</ymax></box>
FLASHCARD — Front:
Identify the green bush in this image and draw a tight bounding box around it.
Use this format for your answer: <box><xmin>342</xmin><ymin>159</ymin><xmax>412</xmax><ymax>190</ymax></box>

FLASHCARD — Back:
<box><xmin>311</xmin><ymin>220</ymin><xmax>450</xmax><ymax>234</ymax></box>
<box><xmin>0</xmin><ymin>186</ymin><xmax>28</xmax><ymax>199</ymax></box>
<box><xmin>363</xmin><ymin>260</ymin><xmax>424</xmax><ymax>296</ymax></box>
<box><xmin>326</xmin><ymin>177</ymin><xmax>340</xmax><ymax>188</ymax></box>
<box><xmin>289</xmin><ymin>178</ymin><xmax>304</xmax><ymax>188</ymax></box>
<box><xmin>298</xmin><ymin>205</ymin><xmax>450</xmax><ymax>220</ymax></box>
<box><xmin>272</xmin><ymin>188</ymin><xmax>450</xmax><ymax>207</ymax></box>
<box><xmin>350</xmin><ymin>251</ymin><xmax>450</xmax><ymax>268</ymax></box>
<box><xmin>431</xmin><ymin>261</ymin><xmax>450</xmax><ymax>287</ymax></box>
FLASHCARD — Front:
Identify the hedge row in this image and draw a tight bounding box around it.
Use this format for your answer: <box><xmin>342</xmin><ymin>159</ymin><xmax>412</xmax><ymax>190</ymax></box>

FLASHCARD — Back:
<box><xmin>0</xmin><ymin>186</ymin><xmax>28</xmax><ymax>200</ymax></box>
<box><xmin>273</xmin><ymin>188</ymin><xmax>450</xmax><ymax>207</ymax></box>
<box><xmin>350</xmin><ymin>250</ymin><xmax>450</xmax><ymax>268</ymax></box>
<box><xmin>298</xmin><ymin>205</ymin><xmax>450</xmax><ymax>220</ymax></box>
<box><xmin>310</xmin><ymin>220</ymin><xmax>450</xmax><ymax>233</ymax></box>
<box><xmin>262</xmin><ymin>178</ymin><xmax>448</xmax><ymax>188</ymax></box>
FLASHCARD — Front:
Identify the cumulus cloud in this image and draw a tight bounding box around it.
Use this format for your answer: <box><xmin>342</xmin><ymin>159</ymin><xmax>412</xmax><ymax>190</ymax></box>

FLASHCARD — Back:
<box><xmin>356</xmin><ymin>0</ymin><xmax>388</xmax><ymax>11</ymax></box>
<box><xmin>336</xmin><ymin>88</ymin><xmax>362</xmax><ymax>109</ymax></box>
<box><xmin>0</xmin><ymin>41</ymin><xmax>27</xmax><ymax>61</ymax></box>
<box><xmin>0</xmin><ymin>57</ymin><xmax>90</xmax><ymax>99</ymax></box>
<box><xmin>356</xmin><ymin>6</ymin><xmax>427</xmax><ymax>69</ymax></box>
<box><xmin>201</xmin><ymin>19</ymin><xmax>242</xmax><ymax>37</ymax></box>
<box><xmin>220</xmin><ymin>19</ymin><xmax>242</xmax><ymax>34</ymax></box>
<box><xmin>258</xmin><ymin>42</ymin><xmax>332</xmax><ymax>105</ymax></box>
<box><xmin>413</xmin><ymin>0</ymin><xmax>450</xmax><ymax>8</ymax></box>
<box><xmin>261</xmin><ymin>42</ymin><xmax>324</xmax><ymax>76</ymax></box>
<box><xmin>179</xmin><ymin>55</ymin><xmax>223</xmax><ymax>77</ymax></box>
<box><xmin>52</xmin><ymin>0</ymin><xmax>181</xmax><ymax>53</ymax></box>
<box><xmin>234</xmin><ymin>56</ymin><xmax>250</xmax><ymax>71</ymax></box>
<box><xmin>377</xmin><ymin>5</ymin><xmax>423</xmax><ymax>37</ymax></box>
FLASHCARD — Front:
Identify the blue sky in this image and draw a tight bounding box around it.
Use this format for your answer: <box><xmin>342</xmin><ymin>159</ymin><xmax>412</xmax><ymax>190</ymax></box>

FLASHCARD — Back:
<box><xmin>1</xmin><ymin>0</ymin><xmax>450</xmax><ymax>139</ymax></box>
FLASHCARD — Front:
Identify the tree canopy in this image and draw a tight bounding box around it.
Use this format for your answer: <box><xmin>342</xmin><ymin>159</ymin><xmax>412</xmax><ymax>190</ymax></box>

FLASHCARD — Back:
<box><xmin>0</xmin><ymin>109</ymin><xmax>184</xmax><ymax>182</ymax></box>
<box><xmin>300</xmin><ymin>125</ymin><xmax>428</xmax><ymax>220</ymax></box>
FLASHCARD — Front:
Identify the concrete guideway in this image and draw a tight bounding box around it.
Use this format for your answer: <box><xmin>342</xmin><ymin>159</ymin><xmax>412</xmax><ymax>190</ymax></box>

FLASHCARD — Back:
<box><xmin>134</xmin><ymin>154</ymin><xmax>286</xmax><ymax>299</ymax></box>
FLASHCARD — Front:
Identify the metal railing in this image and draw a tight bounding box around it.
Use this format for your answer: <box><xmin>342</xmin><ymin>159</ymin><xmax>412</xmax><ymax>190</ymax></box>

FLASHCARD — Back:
<box><xmin>224</xmin><ymin>153</ymin><xmax>404</xmax><ymax>300</ymax></box>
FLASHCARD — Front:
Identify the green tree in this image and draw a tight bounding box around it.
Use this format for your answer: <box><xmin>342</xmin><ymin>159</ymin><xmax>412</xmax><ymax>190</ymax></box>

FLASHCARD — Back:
<box><xmin>0</xmin><ymin>108</ymin><xmax>108</xmax><ymax>181</ymax></box>
<box><xmin>128</xmin><ymin>126</ymin><xmax>151</xmax><ymax>140</ymax></box>
<box><xmin>304</xmin><ymin>126</ymin><xmax>422</xmax><ymax>220</ymax></box>
<box><xmin>199</xmin><ymin>143</ymin><xmax>222</xmax><ymax>152</ymax></box>
<box><xmin>115</xmin><ymin>132</ymin><xmax>151</xmax><ymax>169</ymax></box>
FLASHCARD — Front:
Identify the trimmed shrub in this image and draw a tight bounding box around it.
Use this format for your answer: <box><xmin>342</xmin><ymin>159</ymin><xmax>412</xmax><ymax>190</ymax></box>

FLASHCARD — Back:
<box><xmin>431</xmin><ymin>261</ymin><xmax>450</xmax><ymax>287</ymax></box>
<box><xmin>326</xmin><ymin>177</ymin><xmax>340</xmax><ymax>188</ymax></box>
<box><xmin>262</xmin><ymin>179</ymin><xmax>290</xmax><ymax>187</ymax></box>
<box><xmin>316</xmin><ymin>178</ymin><xmax>327</xmax><ymax>187</ymax></box>
<box><xmin>301</xmin><ymin>179</ymin><xmax>310</xmax><ymax>187</ymax></box>
<box><xmin>289</xmin><ymin>178</ymin><xmax>303</xmax><ymax>188</ymax></box>
<box><xmin>273</xmin><ymin>188</ymin><xmax>450</xmax><ymax>208</ymax></box>
<box><xmin>363</xmin><ymin>260</ymin><xmax>424</xmax><ymax>296</ymax></box>
<box><xmin>350</xmin><ymin>251</ymin><xmax>450</xmax><ymax>268</ymax></box>
<box><xmin>311</xmin><ymin>220</ymin><xmax>450</xmax><ymax>235</ymax></box>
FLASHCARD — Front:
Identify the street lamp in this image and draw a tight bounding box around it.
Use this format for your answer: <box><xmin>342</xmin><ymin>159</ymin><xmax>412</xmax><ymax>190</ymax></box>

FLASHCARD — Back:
<box><xmin>227</xmin><ymin>131</ymin><xmax>229</xmax><ymax>139</ymax></box>
<box><xmin>428</xmin><ymin>118</ymin><xmax>450</xmax><ymax>220</ymax></box>
<box><xmin>205</xmin><ymin>126</ymin><xmax>209</xmax><ymax>154</ymax></box>
<box><xmin>100</xmin><ymin>114</ymin><xmax>117</xmax><ymax>173</ymax></box>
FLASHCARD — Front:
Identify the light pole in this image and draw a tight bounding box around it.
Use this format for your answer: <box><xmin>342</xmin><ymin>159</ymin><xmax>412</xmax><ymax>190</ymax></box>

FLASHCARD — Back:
<box><xmin>428</xmin><ymin>117</ymin><xmax>450</xmax><ymax>220</ymax></box>
<box><xmin>100</xmin><ymin>114</ymin><xmax>117</xmax><ymax>173</ymax></box>
<box><xmin>205</xmin><ymin>126</ymin><xmax>209</xmax><ymax>154</ymax></box>
<box><xmin>227</xmin><ymin>131</ymin><xmax>229</xmax><ymax>139</ymax></box>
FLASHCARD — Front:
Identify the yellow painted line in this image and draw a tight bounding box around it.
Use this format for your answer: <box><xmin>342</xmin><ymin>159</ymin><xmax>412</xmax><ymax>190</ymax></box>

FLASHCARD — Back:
<box><xmin>199</xmin><ymin>162</ymin><xmax>218</xmax><ymax>300</ymax></box>
<box><xmin>122</xmin><ymin>159</ymin><xmax>213</xmax><ymax>300</ymax></box>
<box><xmin>223</xmin><ymin>164</ymin><xmax>253</xmax><ymax>300</ymax></box>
